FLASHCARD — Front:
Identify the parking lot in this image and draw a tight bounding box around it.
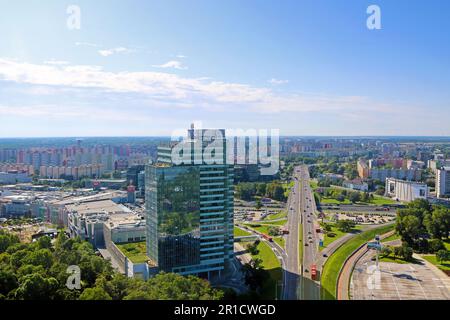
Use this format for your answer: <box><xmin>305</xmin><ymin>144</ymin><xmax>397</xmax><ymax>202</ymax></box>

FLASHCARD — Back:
<box><xmin>326</xmin><ymin>212</ymin><xmax>396</xmax><ymax>225</ymax></box>
<box><xmin>351</xmin><ymin>252</ymin><xmax>450</xmax><ymax>300</ymax></box>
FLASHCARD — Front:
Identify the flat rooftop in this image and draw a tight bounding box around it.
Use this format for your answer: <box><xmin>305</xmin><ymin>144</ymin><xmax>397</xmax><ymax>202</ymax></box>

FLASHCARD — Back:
<box><xmin>116</xmin><ymin>241</ymin><xmax>149</xmax><ymax>264</ymax></box>
<box><xmin>106</xmin><ymin>213</ymin><xmax>145</xmax><ymax>229</ymax></box>
<box><xmin>66</xmin><ymin>199</ymin><xmax>131</xmax><ymax>216</ymax></box>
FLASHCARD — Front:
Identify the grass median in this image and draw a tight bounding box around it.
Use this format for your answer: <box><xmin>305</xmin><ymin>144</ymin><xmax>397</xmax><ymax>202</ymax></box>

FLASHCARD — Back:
<box><xmin>320</xmin><ymin>224</ymin><xmax>394</xmax><ymax>300</ymax></box>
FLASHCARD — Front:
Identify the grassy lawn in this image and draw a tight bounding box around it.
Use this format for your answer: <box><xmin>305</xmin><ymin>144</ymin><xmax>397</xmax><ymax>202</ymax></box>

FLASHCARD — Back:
<box><xmin>444</xmin><ymin>239</ymin><xmax>450</xmax><ymax>251</ymax></box>
<box><xmin>317</xmin><ymin>186</ymin><xmax>396</xmax><ymax>206</ymax></box>
<box><xmin>245</xmin><ymin>224</ymin><xmax>271</xmax><ymax>235</ymax></box>
<box><xmin>273</xmin><ymin>236</ymin><xmax>285</xmax><ymax>249</ymax></box>
<box><xmin>320</xmin><ymin>225</ymin><xmax>348</xmax><ymax>251</ymax></box>
<box><xmin>422</xmin><ymin>255</ymin><xmax>450</xmax><ymax>272</ymax></box>
<box><xmin>381</xmin><ymin>233</ymin><xmax>401</xmax><ymax>243</ymax></box>
<box><xmin>234</xmin><ymin>227</ymin><xmax>252</xmax><ymax>237</ymax></box>
<box><xmin>368</xmin><ymin>196</ymin><xmax>397</xmax><ymax>205</ymax></box>
<box><xmin>265</xmin><ymin>212</ymin><xmax>287</xmax><ymax>220</ymax></box>
<box><xmin>299</xmin><ymin>223</ymin><xmax>303</xmax><ymax>266</ymax></box>
<box><xmin>116</xmin><ymin>241</ymin><xmax>148</xmax><ymax>264</ymax></box>
<box><xmin>283</xmin><ymin>181</ymin><xmax>295</xmax><ymax>198</ymax></box>
<box><xmin>245</xmin><ymin>221</ymin><xmax>287</xmax><ymax>234</ymax></box>
<box><xmin>320</xmin><ymin>224</ymin><xmax>395</xmax><ymax>300</ymax></box>
<box><xmin>260</xmin><ymin>219</ymin><xmax>288</xmax><ymax>226</ymax></box>
<box><xmin>379</xmin><ymin>255</ymin><xmax>420</xmax><ymax>264</ymax></box>
<box><xmin>250</xmin><ymin>241</ymin><xmax>282</xmax><ymax>299</ymax></box>
<box><xmin>320</xmin><ymin>197</ymin><xmax>351</xmax><ymax>205</ymax></box>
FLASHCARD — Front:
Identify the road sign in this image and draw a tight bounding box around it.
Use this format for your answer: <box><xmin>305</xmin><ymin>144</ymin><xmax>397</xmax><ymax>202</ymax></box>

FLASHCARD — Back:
<box><xmin>367</xmin><ymin>242</ymin><xmax>382</xmax><ymax>250</ymax></box>
<box><xmin>319</xmin><ymin>239</ymin><xmax>324</xmax><ymax>247</ymax></box>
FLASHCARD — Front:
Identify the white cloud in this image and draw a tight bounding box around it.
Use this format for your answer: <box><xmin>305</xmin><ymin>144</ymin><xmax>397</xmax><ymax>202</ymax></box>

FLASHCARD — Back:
<box><xmin>0</xmin><ymin>57</ymin><xmax>422</xmax><ymax>119</ymax></box>
<box><xmin>152</xmin><ymin>60</ymin><xmax>188</xmax><ymax>70</ymax></box>
<box><xmin>268</xmin><ymin>78</ymin><xmax>289</xmax><ymax>85</ymax></box>
<box><xmin>98</xmin><ymin>47</ymin><xmax>134</xmax><ymax>57</ymax></box>
<box><xmin>44</xmin><ymin>60</ymin><xmax>69</xmax><ymax>65</ymax></box>
<box><xmin>176</xmin><ymin>54</ymin><xmax>187</xmax><ymax>59</ymax></box>
<box><xmin>75</xmin><ymin>42</ymin><xmax>100</xmax><ymax>47</ymax></box>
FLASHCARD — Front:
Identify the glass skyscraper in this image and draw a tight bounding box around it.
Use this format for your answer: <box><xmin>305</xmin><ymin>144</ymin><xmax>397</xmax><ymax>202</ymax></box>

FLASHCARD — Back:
<box><xmin>145</xmin><ymin>126</ymin><xmax>234</xmax><ymax>277</ymax></box>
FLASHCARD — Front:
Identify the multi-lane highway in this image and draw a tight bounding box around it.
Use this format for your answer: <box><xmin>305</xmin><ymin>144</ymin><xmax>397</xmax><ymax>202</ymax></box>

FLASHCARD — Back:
<box><xmin>283</xmin><ymin>165</ymin><xmax>321</xmax><ymax>300</ymax></box>
<box><xmin>297</xmin><ymin>165</ymin><xmax>321</xmax><ymax>300</ymax></box>
<box><xmin>283</xmin><ymin>167</ymin><xmax>301</xmax><ymax>300</ymax></box>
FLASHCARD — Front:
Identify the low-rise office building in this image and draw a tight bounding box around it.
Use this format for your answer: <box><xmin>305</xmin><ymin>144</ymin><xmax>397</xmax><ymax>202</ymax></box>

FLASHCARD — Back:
<box><xmin>385</xmin><ymin>178</ymin><xmax>428</xmax><ymax>202</ymax></box>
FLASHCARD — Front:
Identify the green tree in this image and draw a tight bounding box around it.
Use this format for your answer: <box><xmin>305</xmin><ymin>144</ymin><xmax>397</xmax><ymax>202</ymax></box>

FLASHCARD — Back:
<box><xmin>242</xmin><ymin>259</ymin><xmax>269</xmax><ymax>292</ymax></box>
<box><xmin>256</xmin><ymin>183</ymin><xmax>267</xmax><ymax>196</ymax></box>
<box><xmin>0</xmin><ymin>268</ymin><xmax>18</xmax><ymax>296</ymax></box>
<box><xmin>79</xmin><ymin>287</ymin><xmax>112</xmax><ymax>300</ymax></box>
<box><xmin>424</xmin><ymin>206</ymin><xmax>450</xmax><ymax>239</ymax></box>
<box><xmin>268</xmin><ymin>226</ymin><xmax>280</xmax><ymax>236</ymax></box>
<box><xmin>14</xmin><ymin>273</ymin><xmax>59</xmax><ymax>300</ymax></box>
<box><xmin>396</xmin><ymin>215</ymin><xmax>421</xmax><ymax>246</ymax></box>
<box><xmin>336</xmin><ymin>220</ymin><xmax>356</xmax><ymax>233</ymax></box>
<box><xmin>436</xmin><ymin>250</ymin><xmax>450</xmax><ymax>263</ymax></box>
<box><xmin>0</xmin><ymin>231</ymin><xmax>20</xmax><ymax>254</ymax></box>
<box><xmin>349</xmin><ymin>192</ymin><xmax>361</xmax><ymax>203</ymax></box>
<box><xmin>428</xmin><ymin>239</ymin><xmax>445</xmax><ymax>253</ymax></box>
<box><xmin>380</xmin><ymin>246</ymin><xmax>392</xmax><ymax>258</ymax></box>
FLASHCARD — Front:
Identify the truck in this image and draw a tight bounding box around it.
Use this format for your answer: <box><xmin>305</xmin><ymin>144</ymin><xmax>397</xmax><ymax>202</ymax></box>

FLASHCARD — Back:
<box><xmin>261</xmin><ymin>234</ymin><xmax>273</xmax><ymax>242</ymax></box>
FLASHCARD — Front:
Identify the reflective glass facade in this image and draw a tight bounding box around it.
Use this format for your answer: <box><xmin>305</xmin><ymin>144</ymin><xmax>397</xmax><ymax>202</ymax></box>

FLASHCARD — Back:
<box><xmin>146</xmin><ymin>165</ymin><xmax>201</xmax><ymax>272</ymax></box>
<box><xmin>146</xmin><ymin>128</ymin><xmax>234</xmax><ymax>276</ymax></box>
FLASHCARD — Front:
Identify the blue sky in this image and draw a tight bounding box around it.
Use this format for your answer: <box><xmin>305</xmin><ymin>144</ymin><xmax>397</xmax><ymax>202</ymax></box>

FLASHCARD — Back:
<box><xmin>0</xmin><ymin>0</ymin><xmax>449</xmax><ymax>137</ymax></box>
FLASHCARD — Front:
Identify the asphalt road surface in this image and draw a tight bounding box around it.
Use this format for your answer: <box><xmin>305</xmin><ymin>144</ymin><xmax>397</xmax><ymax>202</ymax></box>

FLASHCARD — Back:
<box><xmin>297</xmin><ymin>165</ymin><xmax>321</xmax><ymax>300</ymax></box>
<box><xmin>283</xmin><ymin>167</ymin><xmax>301</xmax><ymax>300</ymax></box>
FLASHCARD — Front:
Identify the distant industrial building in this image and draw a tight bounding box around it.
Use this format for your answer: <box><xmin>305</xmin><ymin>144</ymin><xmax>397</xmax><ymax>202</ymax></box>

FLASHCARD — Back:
<box><xmin>385</xmin><ymin>178</ymin><xmax>428</xmax><ymax>202</ymax></box>
<box><xmin>0</xmin><ymin>170</ymin><xmax>32</xmax><ymax>184</ymax></box>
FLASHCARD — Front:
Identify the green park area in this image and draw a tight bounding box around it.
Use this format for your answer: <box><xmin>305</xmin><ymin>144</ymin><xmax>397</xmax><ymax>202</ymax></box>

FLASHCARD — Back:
<box><xmin>248</xmin><ymin>240</ymin><xmax>282</xmax><ymax>299</ymax></box>
<box><xmin>116</xmin><ymin>241</ymin><xmax>149</xmax><ymax>264</ymax></box>
<box><xmin>265</xmin><ymin>211</ymin><xmax>287</xmax><ymax>221</ymax></box>
<box><xmin>381</xmin><ymin>232</ymin><xmax>401</xmax><ymax>243</ymax></box>
<box><xmin>244</xmin><ymin>223</ymin><xmax>286</xmax><ymax>249</ymax></box>
<box><xmin>320</xmin><ymin>224</ymin><xmax>394</xmax><ymax>300</ymax></box>
<box><xmin>320</xmin><ymin>224</ymin><xmax>348</xmax><ymax>250</ymax></box>
<box><xmin>234</xmin><ymin>226</ymin><xmax>252</xmax><ymax>237</ymax></box>
<box><xmin>314</xmin><ymin>186</ymin><xmax>396</xmax><ymax>206</ymax></box>
<box><xmin>273</xmin><ymin>236</ymin><xmax>285</xmax><ymax>249</ymax></box>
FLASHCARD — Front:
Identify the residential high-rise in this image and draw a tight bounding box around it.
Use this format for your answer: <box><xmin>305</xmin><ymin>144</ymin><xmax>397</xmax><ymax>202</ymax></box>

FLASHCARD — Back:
<box><xmin>145</xmin><ymin>126</ymin><xmax>234</xmax><ymax>278</ymax></box>
<box><xmin>436</xmin><ymin>166</ymin><xmax>450</xmax><ymax>198</ymax></box>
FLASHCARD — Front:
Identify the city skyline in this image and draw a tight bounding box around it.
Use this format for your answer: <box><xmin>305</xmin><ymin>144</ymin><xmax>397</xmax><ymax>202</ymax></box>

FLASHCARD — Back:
<box><xmin>1</xmin><ymin>0</ymin><xmax>449</xmax><ymax>137</ymax></box>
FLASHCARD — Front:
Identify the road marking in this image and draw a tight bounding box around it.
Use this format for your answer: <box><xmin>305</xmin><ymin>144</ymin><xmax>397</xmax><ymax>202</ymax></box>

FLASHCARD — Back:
<box><xmin>386</xmin><ymin>263</ymin><xmax>402</xmax><ymax>300</ymax></box>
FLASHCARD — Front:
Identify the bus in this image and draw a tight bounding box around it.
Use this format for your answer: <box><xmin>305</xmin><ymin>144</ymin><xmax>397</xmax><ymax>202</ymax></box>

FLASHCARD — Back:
<box><xmin>311</xmin><ymin>264</ymin><xmax>317</xmax><ymax>280</ymax></box>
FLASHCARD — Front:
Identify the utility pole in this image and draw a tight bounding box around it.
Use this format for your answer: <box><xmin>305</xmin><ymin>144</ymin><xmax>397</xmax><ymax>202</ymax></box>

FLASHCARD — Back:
<box><xmin>375</xmin><ymin>234</ymin><xmax>380</xmax><ymax>269</ymax></box>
